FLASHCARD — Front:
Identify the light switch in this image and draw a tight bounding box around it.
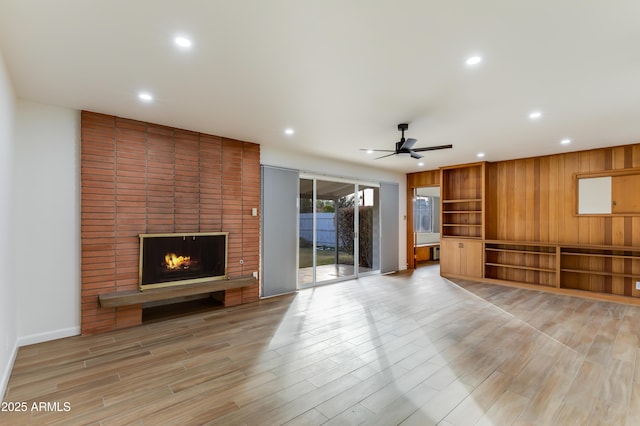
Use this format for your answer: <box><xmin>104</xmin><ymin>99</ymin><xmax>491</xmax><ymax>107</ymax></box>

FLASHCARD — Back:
<box><xmin>252</xmin><ymin>208</ymin><xmax>258</xmax><ymax>216</ymax></box>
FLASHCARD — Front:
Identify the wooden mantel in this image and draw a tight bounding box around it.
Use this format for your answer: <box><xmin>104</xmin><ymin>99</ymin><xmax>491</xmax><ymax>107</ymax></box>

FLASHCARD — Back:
<box><xmin>98</xmin><ymin>276</ymin><xmax>257</xmax><ymax>308</ymax></box>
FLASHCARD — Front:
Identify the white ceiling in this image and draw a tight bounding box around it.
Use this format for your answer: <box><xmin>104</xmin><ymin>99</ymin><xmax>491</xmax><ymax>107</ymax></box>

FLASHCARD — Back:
<box><xmin>1</xmin><ymin>0</ymin><xmax>639</xmax><ymax>173</ymax></box>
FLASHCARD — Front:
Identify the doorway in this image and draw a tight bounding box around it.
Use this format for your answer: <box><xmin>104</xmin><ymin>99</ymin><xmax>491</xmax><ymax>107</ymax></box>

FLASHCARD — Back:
<box><xmin>413</xmin><ymin>186</ymin><xmax>441</xmax><ymax>266</ymax></box>
<box><xmin>298</xmin><ymin>177</ymin><xmax>380</xmax><ymax>287</ymax></box>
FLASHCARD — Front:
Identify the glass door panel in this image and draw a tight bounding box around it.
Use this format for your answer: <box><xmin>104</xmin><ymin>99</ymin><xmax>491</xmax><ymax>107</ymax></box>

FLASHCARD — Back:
<box><xmin>315</xmin><ymin>180</ymin><xmax>356</xmax><ymax>283</ymax></box>
<box><xmin>358</xmin><ymin>185</ymin><xmax>380</xmax><ymax>274</ymax></box>
<box><xmin>299</xmin><ymin>176</ymin><xmax>380</xmax><ymax>287</ymax></box>
<box><xmin>298</xmin><ymin>178</ymin><xmax>314</xmax><ymax>286</ymax></box>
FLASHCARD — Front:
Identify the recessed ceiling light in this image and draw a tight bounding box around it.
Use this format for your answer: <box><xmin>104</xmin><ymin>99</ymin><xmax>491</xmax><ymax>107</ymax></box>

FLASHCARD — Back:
<box><xmin>529</xmin><ymin>111</ymin><xmax>542</xmax><ymax>120</ymax></box>
<box><xmin>465</xmin><ymin>56</ymin><xmax>483</xmax><ymax>66</ymax></box>
<box><xmin>284</xmin><ymin>128</ymin><xmax>294</xmax><ymax>135</ymax></box>
<box><xmin>174</xmin><ymin>36</ymin><xmax>192</xmax><ymax>48</ymax></box>
<box><xmin>418</xmin><ymin>162</ymin><xmax>424</xmax><ymax>166</ymax></box>
<box><xmin>138</xmin><ymin>92</ymin><xmax>153</xmax><ymax>102</ymax></box>
<box><xmin>477</xmin><ymin>152</ymin><xmax>485</xmax><ymax>158</ymax></box>
<box><xmin>561</xmin><ymin>138</ymin><xmax>571</xmax><ymax>145</ymax></box>
<box><xmin>366</xmin><ymin>149</ymin><xmax>373</xmax><ymax>154</ymax></box>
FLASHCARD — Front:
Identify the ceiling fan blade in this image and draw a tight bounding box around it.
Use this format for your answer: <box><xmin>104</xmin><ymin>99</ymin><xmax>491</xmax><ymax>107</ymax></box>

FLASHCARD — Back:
<box><xmin>374</xmin><ymin>153</ymin><xmax>397</xmax><ymax>160</ymax></box>
<box><xmin>410</xmin><ymin>151</ymin><xmax>423</xmax><ymax>159</ymax></box>
<box><xmin>399</xmin><ymin>138</ymin><xmax>417</xmax><ymax>151</ymax></box>
<box><xmin>360</xmin><ymin>148</ymin><xmax>396</xmax><ymax>152</ymax></box>
<box><xmin>412</xmin><ymin>144</ymin><xmax>453</xmax><ymax>152</ymax></box>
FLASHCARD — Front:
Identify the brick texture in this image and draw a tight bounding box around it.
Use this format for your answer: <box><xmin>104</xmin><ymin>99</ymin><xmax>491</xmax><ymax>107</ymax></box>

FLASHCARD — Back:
<box><xmin>81</xmin><ymin>111</ymin><xmax>261</xmax><ymax>334</ymax></box>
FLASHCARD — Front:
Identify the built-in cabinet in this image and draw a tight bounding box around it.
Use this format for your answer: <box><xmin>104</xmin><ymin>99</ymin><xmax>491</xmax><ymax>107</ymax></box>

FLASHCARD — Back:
<box><xmin>440</xmin><ymin>238</ymin><xmax>483</xmax><ymax>278</ymax></box>
<box><xmin>439</xmin><ymin>163</ymin><xmax>485</xmax><ymax>278</ymax></box>
<box><xmin>412</xmin><ymin>146</ymin><xmax>640</xmax><ymax>304</ymax></box>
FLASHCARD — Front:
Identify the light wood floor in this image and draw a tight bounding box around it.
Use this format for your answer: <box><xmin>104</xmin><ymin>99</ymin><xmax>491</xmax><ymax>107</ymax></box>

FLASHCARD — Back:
<box><xmin>3</xmin><ymin>263</ymin><xmax>640</xmax><ymax>425</ymax></box>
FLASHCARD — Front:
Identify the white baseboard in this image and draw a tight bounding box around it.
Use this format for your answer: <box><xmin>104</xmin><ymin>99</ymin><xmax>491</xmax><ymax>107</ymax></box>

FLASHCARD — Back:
<box><xmin>17</xmin><ymin>326</ymin><xmax>80</xmax><ymax>347</ymax></box>
<box><xmin>1</xmin><ymin>340</ymin><xmax>18</xmax><ymax>401</ymax></box>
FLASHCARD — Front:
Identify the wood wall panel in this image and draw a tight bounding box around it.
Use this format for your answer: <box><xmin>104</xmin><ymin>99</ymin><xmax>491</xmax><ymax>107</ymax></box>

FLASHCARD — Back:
<box><xmin>81</xmin><ymin>111</ymin><xmax>260</xmax><ymax>334</ymax></box>
<box><xmin>486</xmin><ymin>144</ymin><xmax>640</xmax><ymax>247</ymax></box>
<box><xmin>407</xmin><ymin>170</ymin><xmax>440</xmax><ymax>188</ymax></box>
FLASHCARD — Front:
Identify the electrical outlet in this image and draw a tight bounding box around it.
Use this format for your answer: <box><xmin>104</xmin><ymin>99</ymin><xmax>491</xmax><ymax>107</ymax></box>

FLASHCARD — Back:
<box><xmin>252</xmin><ymin>271</ymin><xmax>258</xmax><ymax>279</ymax></box>
<box><xmin>636</xmin><ymin>281</ymin><xmax>640</xmax><ymax>290</ymax></box>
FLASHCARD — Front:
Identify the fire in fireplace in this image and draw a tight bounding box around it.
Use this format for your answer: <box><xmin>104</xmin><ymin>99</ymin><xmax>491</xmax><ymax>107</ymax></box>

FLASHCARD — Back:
<box><xmin>164</xmin><ymin>253</ymin><xmax>193</xmax><ymax>270</ymax></box>
<box><xmin>139</xmin><ymin>232</ymin><xmax>228</xmax><ymax>290</ymax></box>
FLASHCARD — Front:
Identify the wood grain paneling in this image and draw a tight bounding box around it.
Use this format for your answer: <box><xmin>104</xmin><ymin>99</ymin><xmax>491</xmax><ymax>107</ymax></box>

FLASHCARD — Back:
<box><xmin>486</xmin><ymin>145</ymin><xmax>640</xmax><ymax>247</ymax></box>
<box><xmin>81</xmin><ymin>111</ymin><xmax>261</xmax><ymax>334</ymax></box>
<box><xmin>434</xmin><ymin>143</ymin><xmax>640</xmax><ymax>299</ymax></box>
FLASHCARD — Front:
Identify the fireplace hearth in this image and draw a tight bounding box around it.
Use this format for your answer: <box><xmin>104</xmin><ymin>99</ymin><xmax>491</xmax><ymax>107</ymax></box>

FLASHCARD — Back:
<box><xmin>139</xmin><ymin>232</ymin><xmax>228</xmax><ymax>290</ymax></box>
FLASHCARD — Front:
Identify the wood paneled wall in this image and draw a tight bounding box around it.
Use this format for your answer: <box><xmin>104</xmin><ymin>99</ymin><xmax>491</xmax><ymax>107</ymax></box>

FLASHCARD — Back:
<box><xmin>407</xmin><ymin>144</ymin><xmax>640</xmax><ymax>270</ymax></box>
<box><xmin>406</xmin><ymin>170</ymin><xmax>440</xmax><ymax>269</ymax></box>
<box><xmin>486</xmin><ymin>144</ymin><xmax>640</xmax><ymax>246</ymax></box>
<box><xmin>81</xmin><ymin>111</ymin><xmax>260</xmax><ymax>334</ymax></box>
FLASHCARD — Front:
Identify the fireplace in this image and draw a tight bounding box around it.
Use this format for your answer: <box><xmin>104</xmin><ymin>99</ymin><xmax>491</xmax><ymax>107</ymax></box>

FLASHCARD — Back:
<box><xmin>139</xmin><ymin>232</ymin><xmax>228</xmax><ymax>290</ymax></box>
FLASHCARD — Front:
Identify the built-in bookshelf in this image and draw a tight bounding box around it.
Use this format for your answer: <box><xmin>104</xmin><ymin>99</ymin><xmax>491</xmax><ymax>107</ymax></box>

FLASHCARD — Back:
<box><xmin>440</xmin><ymin>163</ymin><xmax>485</xmax><ymax>239</ymax></box>
<box><xmin>484</xmin><ymin>241</ymin><xmax>558</xmax><ymax>287</ymax></box>
<box><xmin>560</xmin><ymin>245</ymin><xmax>640</xmax><ymax>297</ymax></box>
<box><xmin>410</xmin><ymin>144</ymin><xmax>640</xmax><ymax>304</ymax></box>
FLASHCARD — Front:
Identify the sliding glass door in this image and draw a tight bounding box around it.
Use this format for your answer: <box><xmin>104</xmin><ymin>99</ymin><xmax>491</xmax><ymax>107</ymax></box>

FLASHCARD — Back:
<box><xmin>298</xmin><ymin>176</ymin><xmax>379</xmax><ymax>287</ymax></box>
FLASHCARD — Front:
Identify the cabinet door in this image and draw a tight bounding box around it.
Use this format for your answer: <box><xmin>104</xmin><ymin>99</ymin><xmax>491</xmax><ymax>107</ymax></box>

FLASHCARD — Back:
<box><xmin>461</xmin><ymin>240</ymin><xmax>483</xmax><ymax>278</ymax></box>
<box><xmin>612</xmin><ymin>174</ymin><xmax>640</xmax><ymax>213</ymax></box>
<box><xmin>439</xmin><ymin>239</ymin><xmax>460</xmax><ymax>275</ymax></box>
<box><xmin>415</xmin><ymin>246</ymin><xmax>431</xmax><ymax>261</ymax></box>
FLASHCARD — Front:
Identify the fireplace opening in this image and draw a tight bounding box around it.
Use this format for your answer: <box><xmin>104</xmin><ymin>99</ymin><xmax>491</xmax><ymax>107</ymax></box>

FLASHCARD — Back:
<box><xmin>139</xmin><ymin>232</ymin><xmax>228</xmax><ymax>290</ymax></box>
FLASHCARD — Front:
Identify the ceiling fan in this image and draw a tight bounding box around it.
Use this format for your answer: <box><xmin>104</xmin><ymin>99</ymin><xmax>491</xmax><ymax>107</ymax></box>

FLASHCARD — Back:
<box><xmin>362</xmin><ymin>123</ymin><xmax>453</xmax><ymax>160</ymax></box>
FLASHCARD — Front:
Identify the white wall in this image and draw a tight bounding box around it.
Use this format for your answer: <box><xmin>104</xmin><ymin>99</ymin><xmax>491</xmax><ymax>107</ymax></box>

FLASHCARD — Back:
<box><xmin>262</xmin><ymin>147</ymin><xmax>408</xmax><ymax>270</ymax></box>
<box><xmin>0</xmin><ymin>50</ymin><xmax>17</xmax><ymax>400</ymax></box>
<box><xmin>13</xmin><ymin>101</ymin><xmax>80</xmax><ymax>345</ymax></box>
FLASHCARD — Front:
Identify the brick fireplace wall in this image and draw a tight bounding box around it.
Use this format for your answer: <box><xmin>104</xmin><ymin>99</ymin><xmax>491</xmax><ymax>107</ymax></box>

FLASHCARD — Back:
<box><xmin>81</xmin><ymin>111</ymin><xmax>260</xmax><ymax>334</ymax></box>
